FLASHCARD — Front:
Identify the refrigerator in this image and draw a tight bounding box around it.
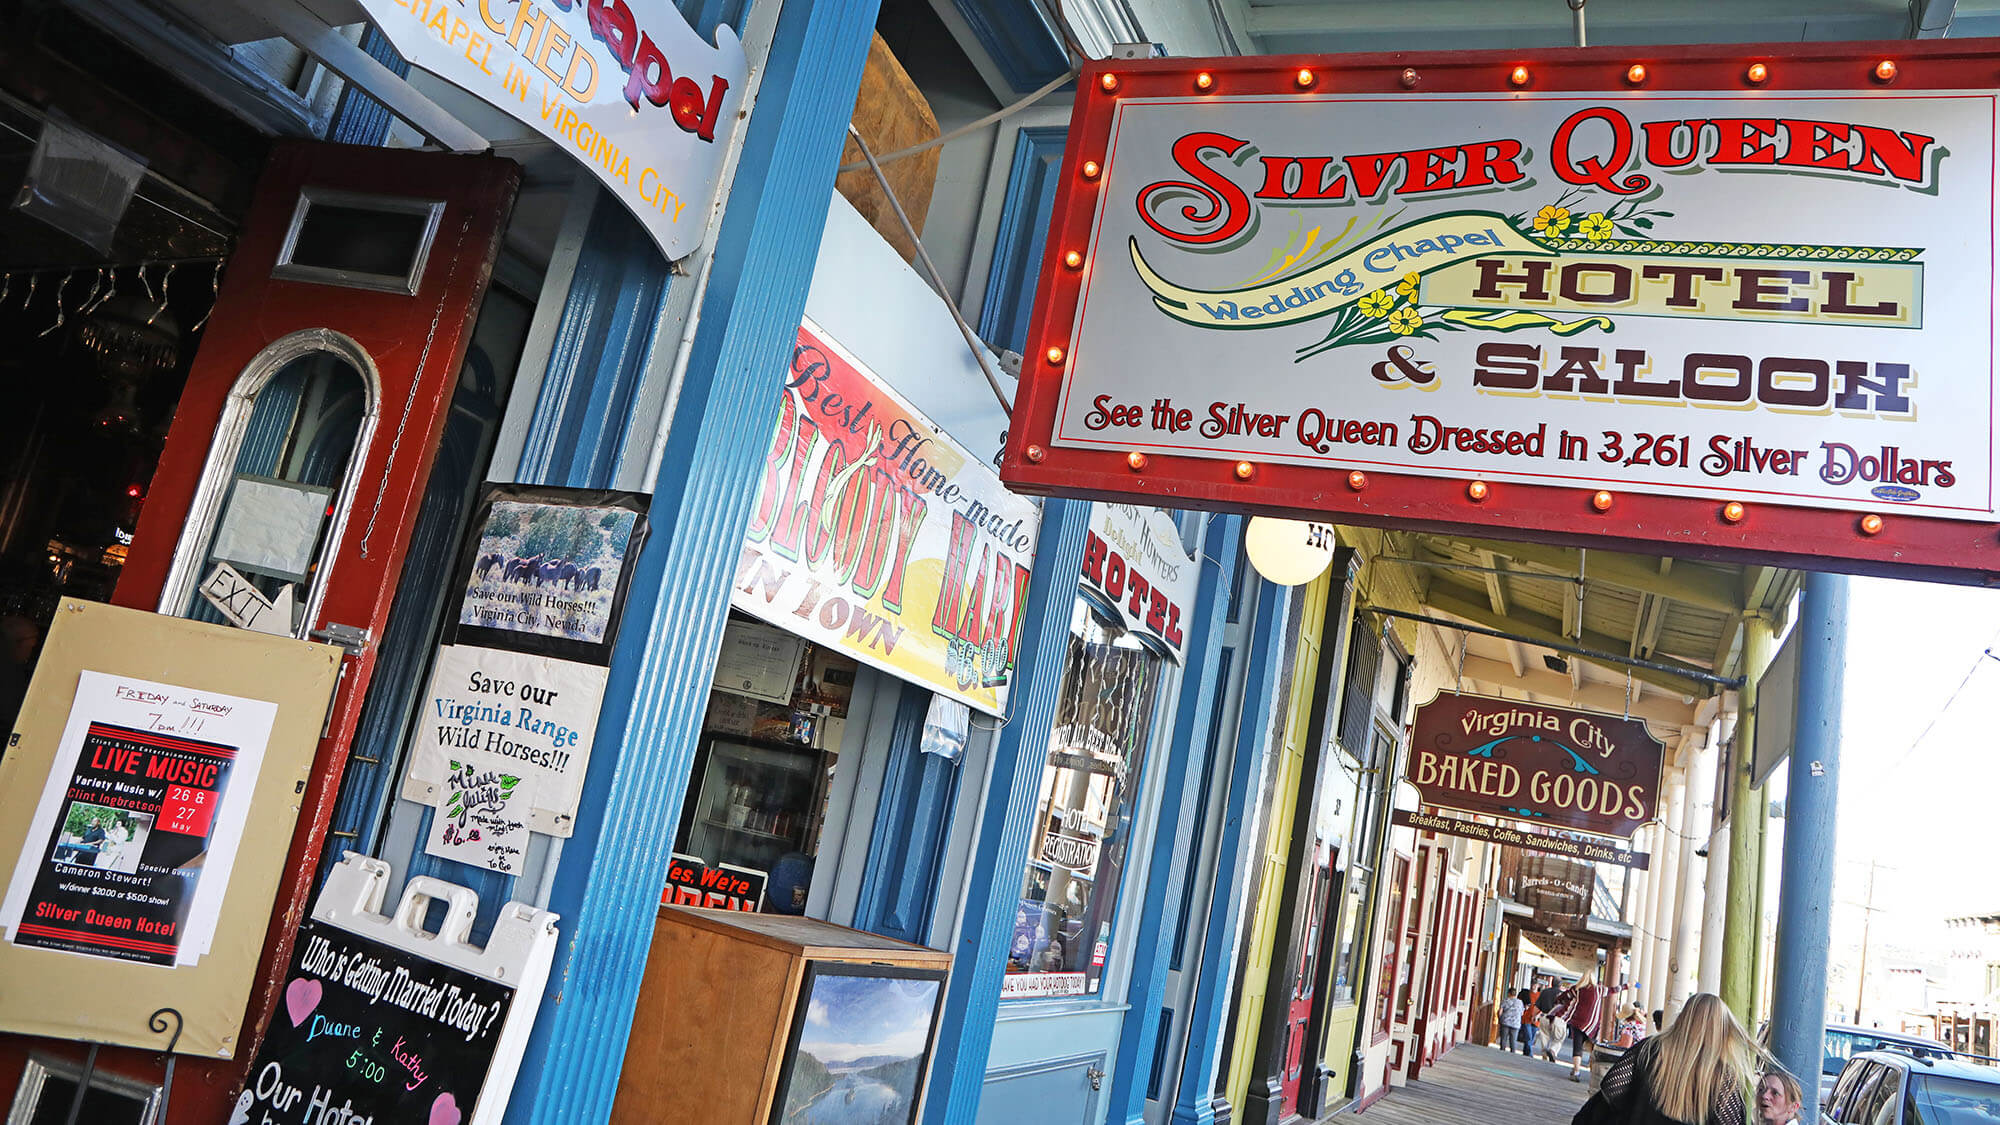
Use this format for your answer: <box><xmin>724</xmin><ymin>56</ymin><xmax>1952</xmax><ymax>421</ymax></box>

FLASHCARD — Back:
<box><xmin>679</xmin><ymin>737</ymin><xmax>823</xmax><ymax>886</ymax></box>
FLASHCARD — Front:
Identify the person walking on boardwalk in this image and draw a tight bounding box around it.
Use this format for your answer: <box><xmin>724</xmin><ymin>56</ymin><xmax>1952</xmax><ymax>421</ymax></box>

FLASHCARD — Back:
<box><xmin>1554</xmin><ymin>974</ymin><xmax>1608</xmax><ymax>1082</ymax></box>
<box><xmin>1571</xmin><ymin>992</ymin><xmax>1757</xmax><ymax>1125</ymax></box>
<box><xmin>1501</xmin><ymin>988</ymin><xmax>1527</xmax><ymax>1055</ymax></box>
<box><xmin>1755</xmin><ymin>1069</ymin><xmax>1803</xmax><ymax>1125</ymax></box>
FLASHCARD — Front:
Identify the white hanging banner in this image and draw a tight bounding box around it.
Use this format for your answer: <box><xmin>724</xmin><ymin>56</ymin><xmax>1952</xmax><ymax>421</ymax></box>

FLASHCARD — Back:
<box><xmin>1081</xmin><ymin>505</ymin><xmax>1197</xmax><ymax>664</ymax></box>
<box><xmin>360</xmin><ymin>0</ymin><xmax>747</xmax><ymax>260</ymax></box>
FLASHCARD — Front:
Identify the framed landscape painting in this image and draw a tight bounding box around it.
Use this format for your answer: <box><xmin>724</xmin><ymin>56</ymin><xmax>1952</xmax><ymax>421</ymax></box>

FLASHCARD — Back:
<box><xmin>770</xmin><ymin>962</ymin><xmax>947</xmax><ymax>1125</ymax></box>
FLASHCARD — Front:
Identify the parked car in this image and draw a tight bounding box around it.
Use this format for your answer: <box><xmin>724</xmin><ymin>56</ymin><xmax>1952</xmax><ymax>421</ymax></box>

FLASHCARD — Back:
<box><xmin>1824</xmin><ymin>1050</ymin><xmax>2000</xmax><ymax>1124</ymax></box>
<box><xmin>1759</xmin><ymin>1022</ymin><xmax>1956</xmax><ymax>1105</ymax></box>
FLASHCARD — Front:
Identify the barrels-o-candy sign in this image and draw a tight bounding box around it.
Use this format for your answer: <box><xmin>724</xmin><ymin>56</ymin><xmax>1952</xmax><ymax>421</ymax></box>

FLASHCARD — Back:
<box><xmin>1408</xmin><ymin>692</ymin><xmax>1663</xmax><ymax>838</ymax></box>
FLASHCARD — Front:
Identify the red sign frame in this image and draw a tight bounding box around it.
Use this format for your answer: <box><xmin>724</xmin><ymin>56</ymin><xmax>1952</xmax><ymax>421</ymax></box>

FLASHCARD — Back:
<box><xmin>1000</xmin><ymin>40</ymin><xmax>2000</xmax><ymax>584</ymax></box>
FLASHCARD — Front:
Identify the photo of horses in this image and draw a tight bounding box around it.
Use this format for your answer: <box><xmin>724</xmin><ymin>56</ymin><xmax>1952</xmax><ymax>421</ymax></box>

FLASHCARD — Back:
<box><xmin>457</xmin><ymin>499</ymin><xmax>640</xmax><ymax>647</ymax></box>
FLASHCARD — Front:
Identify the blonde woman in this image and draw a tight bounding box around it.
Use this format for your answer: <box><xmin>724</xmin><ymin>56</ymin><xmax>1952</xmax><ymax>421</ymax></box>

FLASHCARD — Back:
<box><xmin>1571</xmin><ymin>993</ymin><xmax>1758</xmax><ymax>1125</ymax></box>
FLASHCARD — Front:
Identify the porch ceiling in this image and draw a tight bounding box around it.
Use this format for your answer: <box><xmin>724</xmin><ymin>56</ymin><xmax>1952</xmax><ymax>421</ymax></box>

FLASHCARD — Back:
<box><xmin>1382</xmin><ymin>528</ymin><xmax>1797</xmax><ymax>726</ymax></box>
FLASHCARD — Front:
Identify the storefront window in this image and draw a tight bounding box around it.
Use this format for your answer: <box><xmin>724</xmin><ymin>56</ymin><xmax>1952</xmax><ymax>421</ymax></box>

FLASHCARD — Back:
<box><xmin>672</xmin><ymin>614</ymin><xmax>858</xmax><ymax>914</ymax></box>
<box><xmin>1004</xmin><ymin>600</ymin><xmax>1166</xmax><ymax>999</ymax></box>
<box><xmin>1376</xmin><ymin>854</ymin><xmax>1408</xmax><ymax>1039</ymax></box>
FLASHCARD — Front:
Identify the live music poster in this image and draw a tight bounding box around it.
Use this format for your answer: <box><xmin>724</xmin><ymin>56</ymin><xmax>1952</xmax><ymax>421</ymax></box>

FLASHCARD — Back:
<box><xmin>0</xmin><ymin>672</ymin><xmax>278</xmax><ymax>967</ymax></box>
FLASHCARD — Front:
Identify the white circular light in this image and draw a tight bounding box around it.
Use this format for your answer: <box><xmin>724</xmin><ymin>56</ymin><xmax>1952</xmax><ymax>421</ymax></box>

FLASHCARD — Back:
<box><xmin>1245</xmin><ymin>517</ymin><xmax>1336</xmax><ymax>586</ymax></box>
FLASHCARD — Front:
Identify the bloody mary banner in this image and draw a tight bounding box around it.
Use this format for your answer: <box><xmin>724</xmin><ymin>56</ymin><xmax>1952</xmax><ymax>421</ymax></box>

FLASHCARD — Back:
<box><xmin>1408</xmin><ymin>691</ymin><xmax>1664</xmax><ymax>839</ymax></box>
<box><xmin>1394</xmin><ymin>808</ymin><xmax>1649</xmax><ymax>870</ymax></box>
<box><xmin>732</xmin><ymin>320</ymin><xmax>1042</xmax><ymax>716</ymax></box>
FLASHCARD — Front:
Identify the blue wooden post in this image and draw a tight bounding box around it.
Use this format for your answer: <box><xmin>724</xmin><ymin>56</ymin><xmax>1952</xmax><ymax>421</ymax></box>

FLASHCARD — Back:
<box><xmin>923</xmin><ymin>497</ymin><xmax>1093</xmax><ymax>1125</ymax></box>
<box><xmin>500</xmin><ymin>1</ymin><xmax>881</xmax><ymax>1120</ymax></box>
<box><xmin>1106</xmin><ymin>515</ymin><xmax>1241</xmax><ymax>1124</ymax></box>
<box><xmin>1769</xmin><ymin>570</ymin><xmax>1848</xmax><ymax>1123</ymax></box>
<box><xmin>1172</xmin><ymin>579</ymin><xmax>1292</xmax><ymax>1125</ymax></box>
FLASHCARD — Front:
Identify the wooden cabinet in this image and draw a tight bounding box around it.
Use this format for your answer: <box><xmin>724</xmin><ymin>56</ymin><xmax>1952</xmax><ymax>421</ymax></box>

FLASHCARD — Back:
<box><xmin>614</xmin><ymin>907</ymin><xmax>952</xmax><ymax>1125</ymax></box>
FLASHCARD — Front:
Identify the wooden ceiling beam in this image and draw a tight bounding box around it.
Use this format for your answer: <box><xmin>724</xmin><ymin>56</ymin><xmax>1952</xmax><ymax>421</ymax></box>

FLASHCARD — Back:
<box><xmin>1456</xmin><ymin>654</ymin><xmax>1693</xmax><ymax>728</ymax></box>
<box><xmin>1448</xmin><ymin>536</ymin><xmax>1745</xmax><ymax>614</ymax></box>
<box><xmin>1425</xmin><ymin>588</ymin><xmax>1716</xmax><ymax>698</ymax></box>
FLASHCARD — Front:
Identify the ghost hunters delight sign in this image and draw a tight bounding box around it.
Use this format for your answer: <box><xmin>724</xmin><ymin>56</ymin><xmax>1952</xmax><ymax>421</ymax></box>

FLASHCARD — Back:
<box><xmin>1003</xmin><ymin>45</ymin><xmax>2000</xmax><ymax>581</ymax></box>
<box><xmin>1409</xmin><ymin>691</ymin><xmax>1663</xmax><ymax>838</ymax></box>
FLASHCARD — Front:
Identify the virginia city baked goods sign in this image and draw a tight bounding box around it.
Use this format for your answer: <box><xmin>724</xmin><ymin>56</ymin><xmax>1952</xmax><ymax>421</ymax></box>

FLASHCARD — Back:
<box><xmin>1408</xmin><ymin>691</ymin><xmax>1664</xmax><ymax>839</ymax></box>
<box><xmin>1001</xmin><ymin>45</ymin><xmax>2000</xmax><ymax>581</ymax></box>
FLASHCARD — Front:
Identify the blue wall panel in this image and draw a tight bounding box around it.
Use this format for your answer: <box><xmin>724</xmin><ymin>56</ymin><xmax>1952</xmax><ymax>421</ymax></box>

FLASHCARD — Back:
<box><xmin>978</xmin><ymin>127</ymin><xmax>1067</xmax><ymax>357</ymax></box>
<box><xmin>947</xmin><ymin>0</ymin><xmax>1069</xmax><ymax>95</ymax></box>
<box><xmin>853</xmin><ymin>683</ymin><xmax>960</xmax><ymax>944</ymax></box>
<box><xmin>515</xmin><ymin>197</ymin><xmax>670</xmax><ymax>487</ymax></box>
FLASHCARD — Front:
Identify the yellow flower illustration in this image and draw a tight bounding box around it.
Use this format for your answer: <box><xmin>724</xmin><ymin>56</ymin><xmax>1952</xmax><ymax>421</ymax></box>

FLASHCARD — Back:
<box><xmin>1359</xmin><ymin>289</ymin><xmax>1395</xmax><ymax>318</ymax></box>
<box><xmin>1578</xmin><ymin>212</ymin><xmax>1615</xmax><ymax>242</ymax></box>
<box><xmin>1388</xmin><ymin>307</ymin><xmax>1422</xmax><ymax>336</ymax></box>
<box><xmin>1534</xmin><ymin>204</ymin><xmax>1572</xmax><ymax>236</ymax></box>
<box><xmin>1398</xmin><ymin>271</ymin><xmax>1421</xmax><ymax>297</ymax></box>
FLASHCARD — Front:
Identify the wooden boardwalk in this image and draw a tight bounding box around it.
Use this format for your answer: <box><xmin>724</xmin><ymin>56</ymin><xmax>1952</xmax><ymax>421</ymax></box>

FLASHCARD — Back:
<box><xmin>1348</xmin><ymin>1040</ymin><xmax>1594</xmax><ymax>1125</ymax></box>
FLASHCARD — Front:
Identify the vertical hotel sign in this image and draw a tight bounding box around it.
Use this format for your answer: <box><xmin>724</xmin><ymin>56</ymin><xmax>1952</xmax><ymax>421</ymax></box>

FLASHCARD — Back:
<box><xmin>360</xmin><ymin>0</ymin><xmax>745</xmax><ymax>259</ymax></box>
<box><xmin>731</xmin><ymin>321</ymin><xmax>1042</xmax><ymax>716</ymax></box>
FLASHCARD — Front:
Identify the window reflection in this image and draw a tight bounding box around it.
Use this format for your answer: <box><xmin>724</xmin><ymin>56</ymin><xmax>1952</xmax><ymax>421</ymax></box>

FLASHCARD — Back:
<box><xmin>1006</xmin><ymin>599</ymin><xmax>1165</xmax><ymax>998</ymax></box>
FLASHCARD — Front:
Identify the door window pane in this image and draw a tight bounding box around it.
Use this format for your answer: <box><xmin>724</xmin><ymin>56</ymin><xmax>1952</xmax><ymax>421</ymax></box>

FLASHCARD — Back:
<box><xmin>1005</xmin><ymin>599</ymin><xmax>1166</xmax><ymax>999</ymax></box>
<box><xmin>183</xmin><ymin>350</ymin><xmax>366</xmax><ymax>632</ymax></box>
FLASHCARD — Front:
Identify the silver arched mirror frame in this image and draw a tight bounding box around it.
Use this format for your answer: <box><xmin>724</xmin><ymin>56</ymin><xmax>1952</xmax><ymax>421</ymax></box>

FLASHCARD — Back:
<box><xmin>158</xmin><ymin>328</ymin><xmax>383</xmax><ymax>639</ymax></box>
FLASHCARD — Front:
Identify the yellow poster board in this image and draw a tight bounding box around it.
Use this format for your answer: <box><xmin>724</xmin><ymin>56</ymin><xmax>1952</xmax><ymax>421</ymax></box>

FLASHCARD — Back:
<box><xmin>0</xmin><ymin>598</ymin><xmax>340</xmax><ymax>1057</ymax></box>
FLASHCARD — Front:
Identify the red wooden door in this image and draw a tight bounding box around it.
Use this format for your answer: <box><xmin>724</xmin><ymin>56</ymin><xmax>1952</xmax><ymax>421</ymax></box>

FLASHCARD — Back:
<box><xmin>1280</xmin><ymin>842</ymin><xmax>1334</xmax><ymax>1115</ymax></box>
<box><xmin>0</xmin><ymin>140</ymin><xmax>516</xmax><ymax>1124</ymax></box>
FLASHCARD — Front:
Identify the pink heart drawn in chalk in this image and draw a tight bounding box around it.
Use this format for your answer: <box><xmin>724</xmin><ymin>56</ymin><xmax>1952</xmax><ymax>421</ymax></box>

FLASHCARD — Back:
<box><xmin>429</xmin><ymin>1092</ymin><xmax>462</xmax><ymax>1125</ymax></box>
<box><xmin>283</xmin><ymin>978</ymin><xmax>321</xmax><ymax>1027</ymax></box>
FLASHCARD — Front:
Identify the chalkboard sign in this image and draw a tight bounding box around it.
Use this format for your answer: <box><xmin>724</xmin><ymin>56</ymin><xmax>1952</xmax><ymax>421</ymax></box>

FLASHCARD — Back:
<box><xmin>234</xmin><ymin>918</ymin><xmax>515</xmax><ymax>1125</ymax></box>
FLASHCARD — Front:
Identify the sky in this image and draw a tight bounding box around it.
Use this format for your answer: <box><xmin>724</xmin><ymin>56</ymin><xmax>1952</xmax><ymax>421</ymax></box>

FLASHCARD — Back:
<box><xmin>1825</xmin><ymin>575</ymin><xmax>2000</xmax><ymax>953</ymax></box>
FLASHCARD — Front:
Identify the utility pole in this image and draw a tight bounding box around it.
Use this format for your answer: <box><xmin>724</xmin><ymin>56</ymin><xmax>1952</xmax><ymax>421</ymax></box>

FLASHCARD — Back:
<box><xmin>1852</xmin><ymin>860</ymin><xmax>1888</xmax><ymax>1025</ymax></box>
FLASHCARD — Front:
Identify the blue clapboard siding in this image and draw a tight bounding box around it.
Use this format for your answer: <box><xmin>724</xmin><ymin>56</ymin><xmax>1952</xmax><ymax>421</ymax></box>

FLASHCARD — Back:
<box><xmin>853</xmin><ymin>682</ymin><xmax>959</xmax><ymax>944</ymax></box>
<box><xmin>978</xmin><ymin>127</ymin><xmax>1068</xmax><ymax>357</ymax></box>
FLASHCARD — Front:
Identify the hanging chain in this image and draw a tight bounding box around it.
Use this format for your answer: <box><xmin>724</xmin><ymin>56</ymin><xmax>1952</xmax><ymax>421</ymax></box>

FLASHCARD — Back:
<box><xmin>189</xmin><ymin>262</ymin><xmax>221</xmax><ymax>333</ymax></box>
<box><xmin>359</xmin><ymin>213</ymin><xmax>472</xmax><ymax>559</ymax></box>
<box><xmin>1623</xmin><ymin>668</ymin><xmax>1633</xmax><ymax>719</ymax></box>
<box><xmin>37</xmin><ymin>272</ymin><xmax>70</xmax><ymax>337</ymax></box>
<box><xmin>147</xmin><ymin>263</ymin><xmax>176</xmax><ymax>325</ymax></box>
<box><xmin>1455</xmin><ymin>633</ymin><xmax>1467</xmax><ymax>693</ymax></box>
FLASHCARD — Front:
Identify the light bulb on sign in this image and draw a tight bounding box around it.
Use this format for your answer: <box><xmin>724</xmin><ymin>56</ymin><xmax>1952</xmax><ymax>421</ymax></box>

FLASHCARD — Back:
<box><xmin>1245</xmin><ymin>517</ymin><xmax>1336</xmax><ymax>586</ymax></box>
